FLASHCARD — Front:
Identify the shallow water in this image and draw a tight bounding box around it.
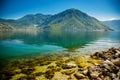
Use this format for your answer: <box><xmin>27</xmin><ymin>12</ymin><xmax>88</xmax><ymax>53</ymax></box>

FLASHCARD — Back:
<box><xmin>78</xmin><ymin>31</ymin><xmax>120</xmax><ymax>54</ymax></box>
<box><xmin>0</xmin><ymin>30</ymin><xmax>120</xmax><ymax>59</ymax></box>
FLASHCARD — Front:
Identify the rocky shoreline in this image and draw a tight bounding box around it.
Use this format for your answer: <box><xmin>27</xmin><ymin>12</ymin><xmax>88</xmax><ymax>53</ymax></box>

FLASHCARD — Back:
<box><xmin>0</xmin><ymin>47</ymin><xmax>120</xmax><ymax>80</ymax></box>
<box><xmin>87</xmin><ymin>48</ymin><xmax>120</xmax><ymax>80</ymax></box>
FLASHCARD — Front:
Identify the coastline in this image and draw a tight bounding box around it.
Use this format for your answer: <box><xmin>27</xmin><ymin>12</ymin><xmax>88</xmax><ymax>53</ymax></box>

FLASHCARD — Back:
<box><xmin>0</xmin><ymin>47</ymin><xmax>120</xmax><ymax>80</ymax></box>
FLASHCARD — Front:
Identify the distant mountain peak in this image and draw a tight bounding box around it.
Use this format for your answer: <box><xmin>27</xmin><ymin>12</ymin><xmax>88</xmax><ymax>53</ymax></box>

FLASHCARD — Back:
<box><xmin>68</xmin><ymin>8</ymin><xmax>78</xmax><ymax>10</ymax></box>
<box><xmin>59</xmin><ymin>8</ymin><xmax>88</xmax><ymax>18</ymax></box>
<box><xmin>63</xmin><ymin>8</ymin><xmax>82</xmax><ymax>13</ymax></box>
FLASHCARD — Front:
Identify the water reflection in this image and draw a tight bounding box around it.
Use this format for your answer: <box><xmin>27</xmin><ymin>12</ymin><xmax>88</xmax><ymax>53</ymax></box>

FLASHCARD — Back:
<box><xmin>0</xmin><ymin>30</ymin><xmax>106</xmax><ymax>48</ymax></box>
<box><xmin>1</xmin><ymin>30</ymin><xmax>117</xmax><ymax>58</ymax></box>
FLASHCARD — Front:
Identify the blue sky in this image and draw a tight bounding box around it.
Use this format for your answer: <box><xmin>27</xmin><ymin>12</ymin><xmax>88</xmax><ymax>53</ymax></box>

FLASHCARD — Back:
<box><xmin>0</xmin><ymin>0</ymin><xmax>120</xmax><ymax>21</ymax></box>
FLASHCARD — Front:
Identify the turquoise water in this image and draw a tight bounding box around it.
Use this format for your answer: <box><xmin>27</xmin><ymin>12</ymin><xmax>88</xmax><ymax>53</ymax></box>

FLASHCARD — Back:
<box><xmin>0</xmin><ymin>30</ymin><xmax>120</xmax><ymax>58</ymax></box>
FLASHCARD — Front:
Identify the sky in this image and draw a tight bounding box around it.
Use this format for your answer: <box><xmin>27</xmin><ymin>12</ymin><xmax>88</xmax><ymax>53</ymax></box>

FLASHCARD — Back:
<box><xmin>0</xmin><ymin>0</ymin><xmax>120</xmax><ymax>21</ymax></box>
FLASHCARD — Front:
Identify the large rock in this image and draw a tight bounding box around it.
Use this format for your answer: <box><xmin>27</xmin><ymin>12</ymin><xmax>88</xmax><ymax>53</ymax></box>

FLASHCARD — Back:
<box><xmin>74</xmin><ymin>73</ymin><xmax>85</xmax><ymax>79</ymax></box>
<box><xmin>90</xmin><ymin>71</ymin><xmax>100</xmax><ymax>79</ymax></box>
<box><xmin>104</xmin><ymin>60</ymin><xmax>114</xmax><ymax>66</ymax></box>
<box><xmin>111</xmin><ymin>58</ymin><xmax>120</xmax><ymax>66</ymax></box>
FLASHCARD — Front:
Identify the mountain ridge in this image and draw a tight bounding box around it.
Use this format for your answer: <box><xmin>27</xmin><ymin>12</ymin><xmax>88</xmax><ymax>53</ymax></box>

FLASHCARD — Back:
<box><xmin>41</xmin><ymin>8</ymin><xmax>111</xmax><ymax>31</ymax></box>
<box><xmin>102</xmin><ymin>20</ymin><xmax>120</xmax><ymax>31</ymax></box>
<box><xmin>0</xmin><ymin>8</ymin><xmax>112</xmax><ymax>31</ymax></box>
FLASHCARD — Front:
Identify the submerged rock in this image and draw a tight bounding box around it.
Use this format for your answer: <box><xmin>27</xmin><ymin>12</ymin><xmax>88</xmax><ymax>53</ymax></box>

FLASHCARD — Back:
<box><xmin>66</xmin><ymin>63</ymin><xmax>76</xmax><ymax>69</ymax></box>
<box><xmin>52</xmin><ymin>72</ymin><xmax>68</xmax><ymax>80</ymax></box>
<box><xmin>21</xmin><ymin>67</ymin><xmax>35</xmax><ymax>75</ymax></box>
<box><xmin>74</xmin><ymin>72</ymin><xmax>85</xmax><ymax>79</ymax></box>
<box><xmin>45</xmin><ymin>69</ymin><xmax>54</xmax><ymax>79</ymax></box>
<box><xmin>40</xmin><ymin>61</ymin><xmax>51</xmax><ymax>66</ymax></box>
<box><xmin>63</xmin><ymin>62</ymin><xmax>76</xmax><ymax>69</ymax></box>
<box><xmin>62</xmin><ymin>69</ymin><xmax>76</xmax><ymax>75</ymax></box>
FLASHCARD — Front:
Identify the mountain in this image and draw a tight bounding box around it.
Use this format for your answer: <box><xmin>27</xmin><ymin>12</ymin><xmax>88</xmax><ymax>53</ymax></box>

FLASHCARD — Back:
<box><xmin>42</xmin><ymin>8</ymin><xmax>111</xmax><ymax>31</ymax></box>
<box><xmin>0</xmin><ymin>19</ymin><xmax>15</xmax><ymax>30</ymax></box>
<box><xmin>102</xmin><ymin>20</ymin><xmax>120</xmax><ymax>31</ymax></box>
<box><xmin>0</xmin><ymin>8</ymin><xmax>112</xmax><ymax>31</ymax></box>
<box><xmin>0</xmin><ymin>14</ymin><xmax>51</xmax><ymax>29</ymax></box>
<box><xmin>16</xmin><ymin>14</ymin><xmax>51</xmax><ymax>27</ymax></box>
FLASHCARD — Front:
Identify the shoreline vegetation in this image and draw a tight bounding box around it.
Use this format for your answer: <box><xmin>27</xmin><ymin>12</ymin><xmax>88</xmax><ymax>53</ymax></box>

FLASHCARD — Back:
<box><xmin>0</xmin><ymin>47</ymin><xmax>120</xmax><ymax>80</ymax></box>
